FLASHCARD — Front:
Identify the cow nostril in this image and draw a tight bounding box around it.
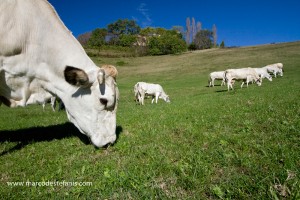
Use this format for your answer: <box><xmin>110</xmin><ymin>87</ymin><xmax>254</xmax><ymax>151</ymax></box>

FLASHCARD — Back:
<box><xmin>100</xmin><ymin>98</ymin><xmax>108</xmax><ymax>105</ymax></box>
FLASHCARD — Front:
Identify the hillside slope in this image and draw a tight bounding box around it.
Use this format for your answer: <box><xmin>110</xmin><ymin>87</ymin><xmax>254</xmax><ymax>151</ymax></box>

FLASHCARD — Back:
<box><xmin>1</xmin><ymin>41</ymin><xmax>299</xmax><ymax>199</ymax></box>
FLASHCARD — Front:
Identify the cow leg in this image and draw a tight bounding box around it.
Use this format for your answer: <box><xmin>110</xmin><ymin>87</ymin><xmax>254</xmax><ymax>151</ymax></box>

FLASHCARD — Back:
<box><xmin>242</xmin><ymin>77</ymin><xmax>249</xmax><ymax>88</ymax></box>
<box><xmin>140</xmin><ymin>91</ymin><xmax>145</xmax><ymax>105</ymax></box>
<box><xmin>135</xmin><ymin>93</ymin><xmax>139</xmax><ymax>103</ymax></box>
<box><xmin>42</xmin><ymin>102</ymin><xmax>46</xmax><ymax>111</ymax></box>
<box><xmin>50</xmin><ymin>96</ymin><xmax>56</xmax><ymax>111</ymax></box>
<box><xmin>227</xmin><ymin>79</ymin><xmax>233</xmax><ymax>91</ymax></box>
<box><xmin>155</xmin><ymin>93</ymin><xmax>159</xmax><ymax>104</ymax></box>
<box><xmin>137</xmin><ymin>94</ymin><xmax>141</xmax><ymax>104</ymax></box>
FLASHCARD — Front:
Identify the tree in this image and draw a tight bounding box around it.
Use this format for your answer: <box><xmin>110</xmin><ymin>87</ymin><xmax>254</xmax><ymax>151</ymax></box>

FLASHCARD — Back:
<box><xmin>88</xmin><ymin>28</ymin><xmax>107</xmax><ymax>48</ymax></box>
<box><xmin>212</xmin><ymin>24</ymin><xmax>217</xmax><ymax>47</ymax></box>
<box><xmin>194</xmin><ymin>30</ymin><xmax>213</xmax><ymax>50</ymax></box>
<box><xmin>220</xmin><ymin>40</ymin><xmax>225</xmax><ymax>48</ymax></box>
<box><xmin>118</xmin><ymin>34</ymin><xmax>137</xmax><ymax>47</ymax></box>
<box><xmin>77</xmin><ymin>32</ymin><xmax>91</xmax><ymax>47</ymax></box>
<box><xmin>196</xmin><ymin>22</ymin><xmax>202</xmax><ymax>33</ymax></box>
<box><xmin>192</xmin><ymin>17</ymin><xmax>196</xmax><ymax>42</ymax></box>
<box><xmin>140</xmin><ymin>27</ymin><xmax>157</xmax><ymax>36</ymax></box>
<box><xmin>172</xmin><ymin>26</ymin><xmax>185</xmax><ymax>38</ymax></box>
<box><xmin>188</xmin><ymin>43</ymin><xmax>197</xmax><ymax>51</ymax></box>
<box><xmin>107</xmin><ymin>19</ymin><xmax>141</xmax><ymax>35</ymax></box>
<box><xmin>148</xmin><ymin>29</ymin><xmax>186</xmax><ymax>55</ymax></box>
<box><xmin>185</xmin><ymin>17</ymin><xmax>191</xmax><ymax>44</ymax></box>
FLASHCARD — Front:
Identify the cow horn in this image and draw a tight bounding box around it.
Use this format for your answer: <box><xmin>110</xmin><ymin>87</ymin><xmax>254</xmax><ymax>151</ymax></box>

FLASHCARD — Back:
<box><xmin>101</xmin><ymin>65</ymin><xmax>118</xmax><ymax>80</ymax></box>
<box><xmin>97</xmin><ymin>69</ymin><xmax>105</xmax><ymax>84</ymax></box>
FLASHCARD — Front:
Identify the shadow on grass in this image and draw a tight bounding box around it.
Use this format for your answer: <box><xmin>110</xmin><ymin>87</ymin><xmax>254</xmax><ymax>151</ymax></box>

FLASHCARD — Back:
<box><xmin>0</xmin><ymin>123</ymin><xmax>123</xmax><ymax>156</ymax></box>
<box><xmin>205</xmin><ymin>84</ymin><xmax>225</xmax><ymax>88</ymax></box>
<box><xmin>216</xmin><ymin>89</ymin><xmax>229</xmax><ymax>93</ymax></box>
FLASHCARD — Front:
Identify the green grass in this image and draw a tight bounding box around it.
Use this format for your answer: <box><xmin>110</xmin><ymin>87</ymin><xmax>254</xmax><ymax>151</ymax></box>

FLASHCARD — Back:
<box><xmin>1</xmin><ymin>42</ymin><xmax>300</xmax><ymax>199</ymax></box>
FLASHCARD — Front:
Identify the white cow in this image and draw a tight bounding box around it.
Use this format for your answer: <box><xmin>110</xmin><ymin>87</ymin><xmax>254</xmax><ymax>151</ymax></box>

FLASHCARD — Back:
<box><xmin>26</xmin><ymin>90</ymin><xmax>57</xmax><ymax>111</ymax></box>
<box><xmin>0</xmin><ymin>0</ymin><xmax>119</xmax><ymax>147</ymax></box>
<box><xmin>253</xmin><ymin>68</ymin><xmax>272</xmax><ymax>81</ymax></box>
<box><xmin>225</xmin><ymin>68</ymin><xmax>262</xmax><ymax>91</ymax></box>
<box><xmin>135</xmin><ymin>82</ymin><xmax>170</xmax><ymax>105</ymax></box>
<box><xmin>208</xmin><ymin>71</ymin><xmax>226</xmax><ymax>87</ymax></box>
<box><xmin>263</xmin><ymin>63</ymin><xmax>283</xmax><ymax>77</ymax></box>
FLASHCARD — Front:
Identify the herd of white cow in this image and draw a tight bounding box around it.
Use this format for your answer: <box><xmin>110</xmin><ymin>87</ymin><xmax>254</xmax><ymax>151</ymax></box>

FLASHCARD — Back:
<box><xmin>208</xmin><ymin>63</ymin><xmax>283</xmax><ymax>90</ymax></box>
<box><xmin>134</xmin><ymin>62</ymin><xmax>284</xmax><ymax>106</ymax></box>
<box><xmin>0</xmin><ymin>0</ymin><xmax>284</xmax><ymax>148</ymax></box>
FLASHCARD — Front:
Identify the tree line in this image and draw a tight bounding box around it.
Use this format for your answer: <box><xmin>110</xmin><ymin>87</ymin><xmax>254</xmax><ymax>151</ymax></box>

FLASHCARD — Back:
<box><xmin>77</xmin><ymin>17</ymin><xmax>225</xmax><ymax>56</ymax></box>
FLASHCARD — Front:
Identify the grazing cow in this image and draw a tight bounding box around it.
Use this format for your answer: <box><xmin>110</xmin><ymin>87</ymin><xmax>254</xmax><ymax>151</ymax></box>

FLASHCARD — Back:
<box><xmin>225</xmin><ymin>68</ymin><xmax>262</xmax><ymax>91</ymax></box>
<box><xmin>263</xmin><ymin>63</ymin><xmax>283</xmax><ymax>77</ymax></box>
<box><xmin>253</xmin><ymin>68</ymin><xmax>273</xmax><ymax>81</ymax></box>
<box><xmin>0</xmin><ymin>0</ymin><xmax>119</xmax><ymax>147</ymax></box>
<box><xmin>208</xmin><ymin>71</ymin><xmax>226</xmax><ymax>87</ymax></box>
<box><xmin>134</xmin><ymin>82</ymin><xmax>170</xmax><ymax>105</ymax></box>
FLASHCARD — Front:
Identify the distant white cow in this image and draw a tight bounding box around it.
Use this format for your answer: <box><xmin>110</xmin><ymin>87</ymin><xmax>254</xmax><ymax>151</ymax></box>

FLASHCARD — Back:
<box><xmin>225</xmin><ymin>68</ymin><xmax>262</xmax><ymax>91</ymax></box>
<box><xmin>253</xmin><ymin>68</ymin><xmax>272</xmax><ymax>81</ymax></box>
<box><xmin>135</xmin><ymin>82</ymin><xmax>170</xmax><ymax>105</ymax></box>
<box><xmin>263</xmin><ymin>63</ymin><xmax>283</xmax><ymax>77</ymax></box>
<box><xmin>26</xmin><ymin>91</ymin><xmax>56</xmax><ymax>111</ymax></box>
<box><xmin>0</xmin><ymin>0</ymin><xmax>119</xmax><ymax>147</ymax></box>
<box><xmin>208</xmin><ymin>71</ymin><xmax>226</xmax><ymax>87</ymax></box>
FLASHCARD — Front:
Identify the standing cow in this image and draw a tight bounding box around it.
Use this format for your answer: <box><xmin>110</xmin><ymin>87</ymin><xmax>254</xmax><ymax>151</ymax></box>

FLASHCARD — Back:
<box><xmin>225</xmin><ymin>68</ymin><xmax>262</xmax><ymax>91</ymax></box>
<box><xmin>208</xmin><ymin>71</ymin><xmax>226</xmax><ymax>87</ymax></box>
<box><xmin>134</xmin><ymin>82</ymin><xmax>170</xmax><ymax>105</ymax></box>
<box><xmin>0</xmin><ymin>0</ymin><xmax>119</xmax><ymax>147</ymax></box>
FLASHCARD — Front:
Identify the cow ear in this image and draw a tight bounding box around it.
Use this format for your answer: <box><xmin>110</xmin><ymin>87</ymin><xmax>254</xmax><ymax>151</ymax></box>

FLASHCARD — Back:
<box><xmin>64</xmin><ymin>66</ymin><xmax>89</xmax><ymax>87</ymax></box>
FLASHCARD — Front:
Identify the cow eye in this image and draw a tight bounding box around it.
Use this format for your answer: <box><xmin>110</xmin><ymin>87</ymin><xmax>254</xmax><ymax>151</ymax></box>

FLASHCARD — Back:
<box><xmin>100</xmin><ymin>98</ymin><xmax>108</xmax><ymax>105</ymax></box>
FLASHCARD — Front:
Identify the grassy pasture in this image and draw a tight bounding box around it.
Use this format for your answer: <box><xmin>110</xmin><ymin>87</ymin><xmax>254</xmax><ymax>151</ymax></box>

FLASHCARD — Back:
<box><xmin>1</xmin><ymin>42</ymin><xmax>300</xmax><ymax>199</ymax></box>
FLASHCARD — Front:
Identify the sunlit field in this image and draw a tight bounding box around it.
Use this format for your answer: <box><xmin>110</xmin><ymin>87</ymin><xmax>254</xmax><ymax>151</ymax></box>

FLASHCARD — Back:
<box><xmin>1</xmin><ymin>42</ymin><xmax>299</xmax><ymax>199</ymax></box>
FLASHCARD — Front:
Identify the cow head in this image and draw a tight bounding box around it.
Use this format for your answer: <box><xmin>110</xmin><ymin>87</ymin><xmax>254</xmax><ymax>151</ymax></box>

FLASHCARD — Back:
<box><xmin>162</xmin><ymin>95</ymin><xmax>170</xmax><ymax>103</ymax></box>
<box><xmin>278</xmin><ymin>68</ymin><xmax>283</xmax><ymax>77</ymax></box>
<box><xmin>64</xmin><ymin>65</ymin><xmax>119</xmax><ymax>147</ymax></box>
<box><xmin>256</xmin><ymin>77</ymin><xmax>262</xmax><ymax>86</ymax></box>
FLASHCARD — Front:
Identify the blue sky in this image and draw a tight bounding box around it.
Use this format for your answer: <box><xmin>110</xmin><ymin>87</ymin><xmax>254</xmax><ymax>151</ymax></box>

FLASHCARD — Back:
<box><xmin>48</xmin><ymin>0</ymin><xmax>300</xmax><ymax>47</ymax></box>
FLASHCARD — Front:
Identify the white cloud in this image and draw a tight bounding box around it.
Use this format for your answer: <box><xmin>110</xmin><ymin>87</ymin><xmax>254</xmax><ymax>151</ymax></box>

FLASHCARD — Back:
<box><xmin>136</xmin><ymin>3</ymin><xmax>152</xmax><ymax>27</ymax></box>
